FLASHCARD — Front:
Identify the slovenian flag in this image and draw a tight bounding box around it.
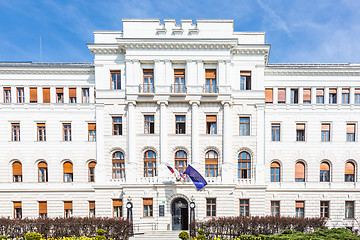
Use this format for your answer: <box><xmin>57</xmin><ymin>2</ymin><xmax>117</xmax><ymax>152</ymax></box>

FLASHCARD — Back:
<box><xmin>166</xmin><ymin>164</ymin><xmax>175</xmax><ymax>174</ymax></box>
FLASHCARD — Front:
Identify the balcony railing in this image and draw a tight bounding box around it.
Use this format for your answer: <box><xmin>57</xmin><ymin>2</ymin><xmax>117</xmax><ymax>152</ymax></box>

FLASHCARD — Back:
<box><xmin>171</xmin><ymin>84</ymin><xmax>187</xmax><ymax>93</ymax></box>
<box><xmin>203</xmin><ymin>84</ymin><xmax>218</xmax><ymax>93</ymax></box>
<box><xmin>139</xmin><ymin>84</ymin><xmax>155</xmax><ymax>93</ymax></box>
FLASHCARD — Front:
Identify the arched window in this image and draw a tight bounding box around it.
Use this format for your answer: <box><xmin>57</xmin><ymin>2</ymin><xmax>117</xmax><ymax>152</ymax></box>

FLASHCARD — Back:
<box><xmin>270</xmin><ymin>161</ymin><xmax>280</xmax><ymax>182</ymax></box>
<box><xmin>320</xmin><ymin>162</ymin><xmax>330</xmax><ymax>182</ymax></box>
<box><xmin>238</xmin><ymin>152</ymin><xmax>251</xmax><ymax>179</ymax></box>
<box><xmin>63</xmin><ymin>161</ymin><xmax>73</xmax><ymax>182</ymax></box>
<box><xmin>345</xmin><ymin>162</ymin><xmax>355</xmax><ymax>182</ymax></box>
<box><xmin>38</xmin><ymin>162</ymin><xmax>48</xmax><ymax>183</ymax></box>
<box><xmin>88</xmin><ymin>162</ymin><xmax>96</xmax><ymax>182</ymax></box>
<box><xmin>295</xmin><ymin>162</ymin><xmax>305</xmax><ymax>182</ymax></box>
<box><xmin>175</xmin><ymin>150</ymin><xmax>187</xmax><ymax>174</ymax></box>
<box><xmin>112</xmin><ymin>151</ymin><xmax>125</xmax><ymax>179</ymax></box>
<box><xmin>205</xmin><ymin>150</ymin><xmax>218</xmax><ymax>177</ymax></box>
<box><xmin>144</xmin><ymin>150</ymin><xmax>156</xmax><ymax>177</ymax></box>
<box><xmin>12</xmin><ymin>161</ymin><xmax>22</xmax><ymax>182</ymax></box>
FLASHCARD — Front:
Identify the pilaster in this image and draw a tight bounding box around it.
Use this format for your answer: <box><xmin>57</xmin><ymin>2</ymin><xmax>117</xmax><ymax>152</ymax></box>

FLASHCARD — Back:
<box><xmin>221</xmin><ymin>100</ymin><xmax>233</xmax><ymax>184</ymax></box>
<box><xmin>126</xmin><ymin>101</ymin><xmax>137</xmax><ymax>183</ymax></box>
<box><xmin>255</xmin><ymin>103</ymin><xmax>265</xmax><ymax>184</ymax></box>
<box><xmin>158</xmin><ymin>100</ymin><xmax>168</xmax><ymax>180</ymax></box>
<box><xmin>95</xmin><ymin>103</ymin><xmax>106</xmax><ymax>184</ymax></box>
<box><xmin>190</xmin><ymin>100</ymin><xmax>200</xmax><ymax>169</ymax></box>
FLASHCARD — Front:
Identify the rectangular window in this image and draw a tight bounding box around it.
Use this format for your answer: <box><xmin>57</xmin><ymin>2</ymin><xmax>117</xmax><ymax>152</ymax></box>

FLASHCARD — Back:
<box><xmin>239</xmin><ymin>199</ymin><xmax>249</xmax><ymax>216</ymax></box>
<box><xmin>296</xmin><ymin>123</ymin><xmax>305</xmax><ymax>141</ymax></box>
<box><xmin>206</xmin><ymin>115</ymin><xmax>217</xmax><ymax>134</ymax></box>
<box><xmin>14</xmin><ymin>202</ymin><xmax>22</xmax><ymax>219</ymax></box>
<box><xmin>345</xmin><ymin>201</ymin><xmax>354</xmax><ymax>218</ymax></box>
<box><xmin>271</xmin><ymin>123</ymin><xmax>280</xmax><ymax>141</ymax></box>
<box><xmin>69</xmin><ymin>88</ymin><xmax>77</xmax><ymax>103</ymax></box>
<box><xmin>206</xmin><ymin>198</ymin><xmax>216</xmax><ymax>217</ymax></box>
<box><xmin>88</xmin><ymin>123</ymin><xmax>96</xmax><ymax>141</ymax></box>
<box><xmin>89</xmin><ymin>201</ymin><xmax>95</xmax><ymax>218</ymax></box>
<box><xmin>321</xmin><ymin>123</ymin><xmax>330</xmax><ymax>142</ymax></box>
<box><xmin>37</xmin><ymin>123</ymin><xmax>46</xmax><ymax>141</ymax></box>
<box><xmin>316</xmin><ymin>89</ymin><xmax>324</xmax><ymax>104</ymax></box>
<box><xmin>56</xmin><ymin>88</ymin><xmax>64</xmax><ymax>103</ymax></box>
<box><xmin>111</xmin><ymin>71</ymin><xmax>121</xmax><ymax>90</ymax></box>
<box><xmin>355</xmin><ymin>89</ymin><xmax>360</xmax><ymax>104</ymax></box>
<box><xmin>320</xmin><ymin>201</ymin><xmax>329</xmax><ymax>218</ymax></box>
<box><xmin>112</xmin><ymin>117</ymin><xmax>122</xmax><ymax>135</ymax></box>
<box><xmin>30</xmin><ymin>87</ymin><xmax>37</xmax><ymax>103</ymax></box>
<box><xmin>278</xmin><ymin>88</ymin><xmax>286</xmax><ymax>104</ymax></box>
<box><xmin>4</xmin><ymin>87</ymin><xmax>11</xmax><ymax>103</ymax></box>
<box><xmin>240</xmin><ymin>71</ymin><xmax>251</xmax><ymax>90</ymax></box>
<box><xmin>265</xmin><ymin>88</ymin><xmax>273</xmax><ymax>103</ymax></box>
<box><xmin>82</xmin><ymin>88</ymin><xmax>90</xmax><ymax>103</ymax></box>
<box><xmin>63</xmin><ymin>123</ymin><xmax>72</xmax><ymax>141</ymax></box>
<box><xmin>143</xmin><ymin>69</ymin><xmax>154</xmax><ymax>93</ymax></box>
<box><xmin>291</xmin><ymin>89</ymin><xmax>298</xmax><ymax>104</ymax></box>
<box><xmin>329</xmin><ymin>88</ymin><xmax>337</xmax><ymax>104</ymax></box>
<box><xmin>342</xmin><ymin>88</ymin><xmax>350</xmax><ymax>104</ymax></box>
<box><xmin>271</xmin><ymin>201</ymin><xmax>280</xmax><ymax>217</ymax></box>
<box><xmin>239</xmin><ymin>117</ymin><xmax>250</xmax><ymax>136</ymax></box>
<box><xmin>303</xmin><ymin>88</ymin><xmax>311</xmax><ymax>104</ymax></box>
<box><xmin>143</xmin><ymin>198</ymin><xmax>153</xmax><ymax>217</ymax></box>
<box><xmin>295</xmin><ymin>201</ymin><xmax>305</xmax><ymax>218</ymax></box>
<box><xmin>347</xmin><ymin>123</ymin><xmax>355</xmax><ymax>142</ymax></box>
<box><xmin>11</xmin><ymin>123</ymin><xmax>20</xmax><ymax>141</ymax></box>
<box><xmin>17</xmin><ymin>87</ymin><xmax>24</xmax><ymax>103</ymax></box>
<box><xmin>174</xmin><ymin>69</ymin><xmax>186</xmax><ymax>93</ymax></box>
<box><xmin>113</xmin><ymin>199</ymin><xmax>122</xmax><ymax>217</ymax></box>
<box><xmin>39</xmin><ymin>201</ymin><xmax>47</xmax><ymax>219</ymax></box>
<box><xmin>64</xmin><ymin>201</ymin><xmax>73</xmax><ymax>218</ymax></box>
<box><xmin>144</xmin><ymin>115</ymin><xmax>155</xmax><ymax>134</ymax></box>
<box><xmin>42</xmin><ymin>88</ymin><xmax>50</xmax><ymax>103</ymax></box>
<box><xmin>175</xmin><ymin>115</ymin><xmax>186</xmax><ymax>134</ymax></box>
<box><xmin>205</xmin><ymin>69</ymin><xmax>217</xmax><ymax>93</ymax></box>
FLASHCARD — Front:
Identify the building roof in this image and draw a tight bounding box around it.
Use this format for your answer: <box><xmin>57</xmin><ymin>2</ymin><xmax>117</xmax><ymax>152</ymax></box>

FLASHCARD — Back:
<box><xmin>266</xmin><ymin>63</ymin><xmax>360</xmax><ymax>69</ymax></box>
<box><xmin>0</xmin><ymin>62</ymin><xmax>94</xmax><ymax>68</ymax></box>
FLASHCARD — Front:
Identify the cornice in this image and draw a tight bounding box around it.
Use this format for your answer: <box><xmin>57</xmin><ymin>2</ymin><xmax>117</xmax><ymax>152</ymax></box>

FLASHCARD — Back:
<box><xmin>0</xmin><ymin>69</ymin><xmax>94</xmax><ymax>75</ymax></box>
<box><xmin>231</xmin><ymin>47</ymin><xmax>270</xmax><ymax>63</ymax></box>
<box><xmin>265</xmin><ymin>70</ymin><xmax>360</xmax><ymax>76</ymax></box>
<box><xmin>87</xmin><ymin>44</ymin><xmax>124</xmax><ymax>55</ymax></box>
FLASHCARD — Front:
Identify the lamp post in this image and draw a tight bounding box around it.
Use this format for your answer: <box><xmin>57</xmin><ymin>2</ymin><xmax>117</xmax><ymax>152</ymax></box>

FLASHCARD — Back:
<box><xmin>126</xmin><ymin>197</ymin><xmax>133</xmax><ymax>236</ymax></box>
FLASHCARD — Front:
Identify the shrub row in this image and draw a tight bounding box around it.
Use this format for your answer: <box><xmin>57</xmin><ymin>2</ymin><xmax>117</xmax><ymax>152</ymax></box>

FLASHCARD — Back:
<box><xmin>190</xmin><ymin>216</ymin><xmax>326</xmax><ymax>239</ymax></box>
<box><xmin>0</xmin><ymin>217</ymin><xmax>132</xmax><ymax>240</ymax></box>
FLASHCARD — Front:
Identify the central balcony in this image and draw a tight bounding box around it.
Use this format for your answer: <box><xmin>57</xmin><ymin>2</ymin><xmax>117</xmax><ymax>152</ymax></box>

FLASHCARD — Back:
<box><xmin>170</xmin><ymin>84</ymin><xmax>187</xmax><ymax>94</ymax></box>
<box><xmin>139</xmin><ymin>84</ymin><xmax>155</xmax><ymax>95</ymax></box>
<box><xmin>203</xmin><ymin>84</ymin><xmax>218</xmax><ymax>94</ymax></box>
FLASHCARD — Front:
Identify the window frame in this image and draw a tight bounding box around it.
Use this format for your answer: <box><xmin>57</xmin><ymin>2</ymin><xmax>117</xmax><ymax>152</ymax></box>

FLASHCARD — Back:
<box><xmin>238</xmin><ymin>152</ymin><xmax>251</xmax><ymax>179</ymax></box>
<box><xmin>175</xmin><ymin>150</ymin><xmax>187</xmax><ymax>174</ymax></box>
<box><xmin>56</xmin><ymin>88</ymin><xmax>64</xmax><ymax>103</ymax></box>
<box><xmin>271</xmin><ymin>201</ymin><xmax>280</xmax><ymax>217</ymax></box>
<box><xmin>144</xmin><ymin>115</ymin><xmax>155</xmax><ymax>134</ymax></box>
<box><xmin>13</xmin><ymin>201</ymin><xmax>22</xmax><ymax>219</ymax></box>
<box><xmin>69</xmin><ymin>88</ymin><xmax>77</xmax><ymax>103</ymax></box>
<box><xmin>320</xmin><ymin>161</ymin><xmax>330</xmax><ymax>182</ymax></box>
<box><xmin>29</xmin><ymin>87</ymin><xmax>38</xmax><ymax>103</ymax></box>
<box><xmin>295</xmin><ymin>161</ymin><xmax>305</xmax><ymax>182</ymax></box>
<box><xmin>321</xmin><ymin>123</ymin><xmax>331</xmax><ymax>142</ymax></box>
<box><xmin>113</xmin><ymin>199</ymin><xmax>122</xmax><ymax>217</ymax></box>
<box><xmin>205</xmin><ymin>150</ymin><xmax>218</xmax><ymax>178</ymax></box>
<box><xmin>346</xmin><ymin>123</ymin><xmax>356</xmax><ymax>142</ymax></box>
<box><xmin>239</xmin><ymin>199</ymin><xmax>249</xmax><ymax>216</ymax></box>
<box><xmin>290</xmin><ymin>88</ymin><xmax>298</xmax><ymax>104</ymax></box>
<box><xmin>112</xmin><ymin>117</ymin><xmax>123</xmax><ymax>135</ymax></box>
<box><xmin>320</xmin><ymin>201</ymin><xmax>329</xmax><ymax>218</ymax></box>
<box><xmin>37</xmin><ymin>123</ymin><xmax>46</xmax><ymax>142</ymax></box>
<box><xmin>345</xmin><ymin>161</ymin><xmax>355</xmax><ymax>182</ymax></box>
<box><xmin>110</xmin><ymin>70</ymin><xmax>121</xmax><ymax>90</ymax></box>
<box><xmin>316</xmin><ymin>88</ymin><xmax>324</xmax><ymax>104</ymax></box>
<box><xmin>345</xmin><ymin>201</ymin><xmax>355</xmax><ymax>219</ymax></box>
<box><xmin>16</xmin><ymin>87</ymin><xmax>24</xmax><ymax>103</ymax></box>
<box><xmin>240</xmin><ymin>71</ymin><xmax>251</xmax><ymax>90</ymax></box>
<box><xmin>39</xmin><ymin>201</ymin><xmax>47</xmax><ymax>219</ymax></box>
<box><xmin>205</xmin><ymin>69</ymin><xmax>217</xmax><ymax>93</ymax></box>
<box><xmin>82</xmin><ymin>88</ymin><xmax>90</xmax><ymax>103</ymax></box>
<box><xmin>295</xmin><ymin>201</ymin><xmax>305</xmax><ymax>218</ymax></box>
<box><xmin>144</xmin><ymin>150</ymin><xmax>156</xmax><ymax>177</ymax></box>
<box><xmin>64</xmin><ymin>201</ymin><xmax>73</xmax><ymax>218</ymax></box>
<box><xmin>296</xmin><ymin>123</ymin><xmax>306</xmax><ymax>142</ymax></box>
<box><xmin>88</xmin><ymin>123</ymin><xmax>96</xmax><ymax>142</ymax></box>
<box><xmin>38</xmin><ymin>161</ymin><xmax>48</xmax><ymax>183</ymax></box>
<box><xmin>239</xmin><ymin>117</ymin><xmax>250</xmax><ymax>136</ymax></box>
<box><xmin>12</xmin><ymin>161</ymin><xmax>22</xmax><ymax>183</ymax></box>
<box><xmin>89</xmin><ymin>201</ymin><xmax>95</xmax><ymax>218</ymax></box>
<box><xmin>88</xmin><ymin>161</ymin><xmax>96</xmax><ymax>182</ymax></box>
<box><xmin>4</xmin><ymin>87</ymin><xmax>11</xmax><ymax>103</ymax></box>
<box><xmin>206</xmin><ymin>115</ymin><xmax>217</xmax><ymax>134</ymax></box>
<box><xmin>271</xmin><ymin>161</ymin><xmax>281</xmax><ymax>182</ymax></box>
<box><xmin>62</xmin><ymin>123</ymin><xmax>72</xmax><ymax>141</ymax></box>
<box><xmin>63</xmin><ymin>161</ymin><xmax>73</xmax><ymax>182</ymax></box>
<box><xmin>112</xmin><ymin>151</ymin><xmax>125</xmax><ymax>179</ymax></box>
<box><xmin>11</xmin><ymin>123</ymin><xmax>20</xmax><ymax>142</ymax></box>
<box><xmin>271</xmin><ymin>123</ymin><xmax>281</xmax><ymax>142</ymax></box>
<box><xmin>175</xmin><ymin>115</ymin><xmax>186</xmax><ymax>134</ymax></box>
<box><xmin>206</xmin><ymin>198</ymin><xmax>216</xmax><ymax>217</ymax></box>
<box><xmin>143</xmin><ymin>198</ymin><xmax>153</xmax><ymax>217</ymax></box>
<box><xmin>174</xmin><ymin>69</ymin><xmax>186</xmax><ymax>93</ymax></box>
<box><xmin>143</xmin><ymin>69</ymin><xmax>154</xmax><ymax>93</ymax></box>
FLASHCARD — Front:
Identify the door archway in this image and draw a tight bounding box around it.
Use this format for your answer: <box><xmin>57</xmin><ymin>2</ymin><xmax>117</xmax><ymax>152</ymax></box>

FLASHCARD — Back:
<box><xmin>171</xmin><ymin>197</ymin><xmax>189</xmax><ymax>230</ymax></box>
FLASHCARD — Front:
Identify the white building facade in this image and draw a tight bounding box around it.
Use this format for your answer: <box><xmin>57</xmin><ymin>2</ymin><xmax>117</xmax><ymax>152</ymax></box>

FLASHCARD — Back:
<box><xmin>0</xmin><ymin>19</ymin><xmax>360</xmax><ymax>231</ymax></box>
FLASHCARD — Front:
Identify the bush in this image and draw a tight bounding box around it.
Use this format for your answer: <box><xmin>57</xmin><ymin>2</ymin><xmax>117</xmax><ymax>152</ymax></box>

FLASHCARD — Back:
<box><xmin>96</xmin><ymin>229</ymin><xmax>106</xmax><ymax>236</ymax></box>
<box><xmin>25</xmin><ymin>232</ymin><xmax>42</xmax><ymax>240</ymax></box>
<box><xmin>178</xmin><ymin>231</ymin><xmax>189</xmax><ymax>240</ymax></box>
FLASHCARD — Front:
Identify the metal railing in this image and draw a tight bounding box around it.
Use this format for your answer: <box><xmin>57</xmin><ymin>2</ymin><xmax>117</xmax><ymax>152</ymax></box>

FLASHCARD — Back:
<box><xmin>203</xmin><ymin>84</ymin><xmax>218</xmax><ymax>93</ymax></box>
<box><xmin>171</xmin><ymin>84</ymin><xmax>187</xmax><ymax>93</ymax></box>
<box><xmin>139</xmin><ymin>84</ymin><xmax>155</xmax><ymax>93</ymax></box>
<box><xmin>133</xmin><ymin>222</ymin><xmax>158</xmax><ymax>232</ymax></box>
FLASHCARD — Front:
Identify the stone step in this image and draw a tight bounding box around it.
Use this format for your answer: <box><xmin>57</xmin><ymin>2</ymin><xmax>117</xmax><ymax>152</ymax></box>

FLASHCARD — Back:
<box><xmin>130</xmin><ymin>230</ymin><xmax>185</xmax><ymax>240</ymax></box>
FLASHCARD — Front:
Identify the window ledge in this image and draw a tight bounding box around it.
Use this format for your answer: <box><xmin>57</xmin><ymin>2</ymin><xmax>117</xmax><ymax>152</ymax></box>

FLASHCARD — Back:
<box><xmin>170</xmin><ymin>93</ymin><xmax>186</xmax><ymax>97</ymax></box>
<box><xmin>139</xmin><ymin>93</ymin><xmax>155</xmax><ymax>97</ymax></box>
<box><xmin>201</xmin><ymin>93</ymin><xmax>218</xmax><ymax>97</ymax></box>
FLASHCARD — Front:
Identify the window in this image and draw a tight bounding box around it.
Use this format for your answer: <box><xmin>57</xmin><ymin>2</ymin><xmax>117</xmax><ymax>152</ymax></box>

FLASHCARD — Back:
<box><xmin>4</xmin><ymin>87</ymin><xmax>11</xmax><ymax>103</ymax></box>
<box><xmin>111</xmin><ymin>71</ymin><xmax>121</xmax><ymax>90</ymax></box>
<box><xmin>295</xmin><ymin>162</ymin><xmax>305</xmax><ymax>182</ymax></box>
<box><xmin>303</xmin><ymin>88</ymin><xmax>311</xmax><ymax>104</ymax></box>
<box><xmin>271</xmin><ymin>201</ymin><xmax>280</xmax><ymax>217</ymax></box>
<box><xmin>239</xmin><ymin>117</ymin><xmax>250</xmax><ymax>136</ymax></box>
<box><xmin>113</xmin><ymin>199</ymin><xmax>122</xmax><ymax>217</ymax></box>
<box><xmin>88</xmin><ymin>123</ymin><xmax>96</xmax><ymax>141</ymax></box>
<box><xmin>320</xmin><ymin>201</ymin><xmax>329</xmax><ymax>218</ymax></box>
<box><xmin>39</xmin><ymin>201</ymin><xmax>47</xmax><ymax>219</ymax></box>
<box><xmin>271</xmin><ymin>162</ymin><xmax>280</xmax><ymax>182</ymax></box>
<box><xmin>329</xmin><ymin>88</ymin><xmax>337</xmax><ymax>104</ymax></box>
<box><xmin>296</xmin><ymin>123</ymin><xmax>305</xmax><ymax>141</ymax></box>
<box><xmin>37</xmin><ymin>123</ymin><xmax>46</xmax><ymax>141</ymax></box>
<box><xmin>88</xmin><ymin>162</ymin><xmax>96</xmax><ymax>182</ymax></box>
<box><xmin>355</xmin><ymin>89</ymin><xmax>360</xmax><ymax>104</ymax></box>
<box><xmin>144</xmin><ymin>150</ymin><xmax>156</xmax><ymax>177</ymax></box>
<box><xmin>43</xmin><ymin>88</ymin><xmax>50</xmax><ymax>103</ymax></box>
<box><xmin>345</xmin><ymin>162</ymin><xmax>355</xmax><ymax>182</ymax></box>
<box><xmin>346</xmin><ymin>123</ymin><xmax>355</xmax><ymax>142</ymax></box>
<box><xmin>290</xmin><ymin>89</ymin><xmax>298</xmax><ymax>104</ymax></box>
<box><xmin>265</xmin><ymin>88</ymin><xmax>273</xmax><ymax>104</ymax></box>
<box><xmin>143</xmin><ymin>198</ymin><xmax>153</xmax><ymax>217</ymax></box>
<box><xmin>205</xmin><ymin>150</ymin><xmax>218</xmax><ymax>177</ymax></box>
<box><xmin>14</xmin><ymin>202</ymin><xmax>22</xmax><ymax>219</ymax></box>
<box><xmin>239</xmin><ymin>199</ymin><xmax>249</xmax><ymax>216</ymax></box>
<box><xmin>13</xmin><ymin>161</ymin><xmax>22</xmax><ymax>182</ymax></box>
<box><xmin>112</xmin><ymin>117</ymin><xmax>122</xmax><ymax>135</ymax></box>
<box><xmin>56</xmin><ymin>88</ymin><xmax>64</xmax><ymax>103</ymax></box>
<box><xmin>321</xmin><ymin>123</ymin><xmax>330</xmax><ymax>142</ymax></box>
<box><xmin>238</xmin><ymin>152</ymin><xmax>251</xmax><ymax>179</ymax></box>
<box><xmin>278</xmin><ymin>88</ymin><xmax>286</xmax><ymax>104</ymax></box>
<box><xmin>17</xmin><ymin>88</ymin><xmax>24</xmax><ymax>103</ymax></box>
<box><xmin>69</xmin><ymin>88</ymin><xmax>76</xmax><ymax>103</ymax></box>
<box><xmin>240</xmin><ymin>71</ymin><xmax>251</xmax><ymax>90</ymax></box>
<box><xmin>143</xmin><ymin>69</ymin><xmax>154</xmax><ymax>93</ymax></box>
<box><xmin>38</xmin><ymin>162</ymin><xmax>48</xmax><ymax>182</ymax></box>
<box><xmin>174</xmin><ymin>69</ymin><xmax>185</xmax><ymax>93</ymax></box>
<box><xmin>89</xmin><ymin>201</ymin><xmax>95</xmax><ymax>218</ymax></box>
<box><xmin>63</xmin><ymin>161</ymin><xmax>73</xmax><ymax>182</ymax></box>
<box><xmin>144</xmin><ymin>115</ymin><xmax>154</xmax><ymax>134</ymax></box>
<box><xmin>316</xmin><ymin>88</ymin><xmax>324</xmax><ymax>104</ymax></box>
<box><xmin>345</xmin><ymin>201</ymin><xmax>354</xmax><ymax>218</ymax></box>
<box><xmin>205</xmin><ymin>69</ymin><xmax>217</xmax><ymax>93</ymax></box>
<box><xmin>63</xmin><ymin>123</ymin><xmax>72</xmax><ymax>141</ymax></box>
<box><xmin>30</xmin><ymin>87</ymin><xmax>37</xmax><ymax>103</ymax></box>
<box><xmin>11</xmin><ymin>123</ymin><xmax>20</xmax><ymax>141</ymax></box>
<box><xmin>271</xmin><ymin>123</ymin><xmax>280</xmax><ymax>141</ymax></box>
<box><xmin>320</xmin><ymin>162</ymin><xmax>330</xmax><ymax>182</ymax></box>
<box><xmin>295</xmin><ymin>201</ymin><xmax>304</xmax><ymax>218</ymax></box>
<box><xmin>64</xmin><ymin>201</ymin><xmax>73</xmax><ymax>218</ymax></box>
<box><xmin>175</xmin><ymin>115</ymin><xmax>186</xmax><ymax>134</ymax></box>
<box><xmin>342</xmin><ymin>88</ymin><xmax>350</xmax><ymax>104</ymax></box>
<box><xmin>206</xmin><ymin>198</ymin><xmax>216</xmax><ymax>217</ymax></box>
<box><xmin>82</xmin><ymin>88</ymin><xmax>90</xmax><ymax>103</ymax></box>
<box><xmin>175</xmin><ymin>150</ymin><xmax>187</xmax><ymax>174</ymax></box>
<box><xmin>206</xmin><ymin>115</ymin><xmax>217</xmax><ymax>134</ymax></box>
<box><xmin>112</xmin><ymin>151</ymin><xmax>125</xmax><ymax>179</ymax></box>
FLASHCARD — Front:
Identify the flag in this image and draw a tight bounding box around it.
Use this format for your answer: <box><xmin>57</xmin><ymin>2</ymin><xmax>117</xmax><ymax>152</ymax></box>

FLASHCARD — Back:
<box><xmin>166</xmin><ymin>164</ymin><xmax>181</xmax><ymax>180</ymax></box>
<box><xmin>166</xmin><ymin>164</ymin><xmax>175</xmax><ymax>174</ymax></box>
<box><xmin>183</xmin><ymin>164</ymin><xmax>207</xmax><ymax>190</ymax></box>
<box><xmin>174</xmin><ymin>168</ymin><xmax>186</xmax><ymax>181</ymax></box>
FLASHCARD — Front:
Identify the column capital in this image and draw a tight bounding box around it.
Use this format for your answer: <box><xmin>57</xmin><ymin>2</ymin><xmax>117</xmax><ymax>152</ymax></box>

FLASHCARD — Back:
<box><xmin>125</xmin><ymin>59</ymin><xmax>132</xmax><ymax>63</ymax></box>
<box><xmin>125</xmin><ymin>100</ymin><xmax>137</xmax><ymax>106</ymax></box>
<box><xmin>157</xmin><ymin>100</ymin><xmax>168</xmax><ymax>106</ymax></box>
<box><xmin>196</xmin><ymin>59</ymin><xmax>203</xmax><ymax>64</ymax></box>
<box><xmin>221</xmin><ymin>100</ymin><xmax>233</xmax><ymax>106</ymax></box>
<box><xmin>189</xmin><ymin>100</ymin><xmax>200</xmax><ymax>106</ymax></box>
<box><xmin>164</xmin><ymin>59</ymin><xmax>171</xmax><ymax>63</ymax></box>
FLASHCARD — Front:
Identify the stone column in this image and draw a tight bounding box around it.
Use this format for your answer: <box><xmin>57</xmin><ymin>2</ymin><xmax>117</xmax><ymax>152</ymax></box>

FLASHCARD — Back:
<box><xmin>221</xmin><ymin>101</ymin><xmax>233</xmax><ymax>184</ymax></box>
<box><xmin>324</xmin><ymin>87</ymin><xmax>329</xmax><ymax>105</ymax></box>
<box><xmin>190</xmin><ymin>101</ymin><xmax>200</xmax><ymax>169</ymax></box>
<box><xmin>299</xmin><ymin>87</ymin><xmax>303</xmax><ymax>104</ymax></box>
<box><xmin>158</xmin><ymin>100</ymin><xmax>168</xmax><ymax>179</ymax></box>
<box><xmin>350</xmin><ymin>87</ymin><xmax>355</xmax><ymax>104</ymax></box>
<box><xmin>255</xmin><ymin>103</ymin><xmax>266</xmax><ymax>184</ymax></box>
<box><xmin>126</xmin><ymin>101</ymin><xmax>137</xmax><ymax>183</ymax></box>
<box><xmin>311</xmin><ymin>87</ymin><xmax>317</xmax><ymax>104</ymax></box>
<box><xmin>95</xmin><ymin>103</ymin><xmax>106</xmax><ymax>184</ymax></box>
<box><xmin>337</xmin><ymin>87</ymin><xmax>342</xmax><ymax>104</ymax></box>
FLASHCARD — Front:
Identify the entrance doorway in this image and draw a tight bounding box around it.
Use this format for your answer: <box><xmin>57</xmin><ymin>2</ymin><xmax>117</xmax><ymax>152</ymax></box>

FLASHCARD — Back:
<box><xmin>171</xmin><ymin>198</ymin><xmax>189</xmax><ymax>230</ymax></box>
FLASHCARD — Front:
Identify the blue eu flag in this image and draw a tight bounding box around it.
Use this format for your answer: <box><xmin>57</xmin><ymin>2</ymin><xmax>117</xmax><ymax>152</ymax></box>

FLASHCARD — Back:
<box><xmin>183</xmin><ymin>164</ymin><xmax>208</xmax><ymax>190</ymax></box>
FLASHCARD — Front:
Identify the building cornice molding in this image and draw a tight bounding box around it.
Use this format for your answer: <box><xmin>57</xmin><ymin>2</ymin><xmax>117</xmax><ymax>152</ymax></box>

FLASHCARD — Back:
<box><xmin>231</xmin><ymin>46</ymin><xmax>270</xmax><ymax>63</ymax></box>
<box><xmin>87</xmin><ymin>44</ymin><xmax>124</xmax><ymax>55</ymax></box>
<box><xmin>265</xmin><ymin>70</ymin><xmax>360</xmax><ymax>76</ymax></box>
<box><xmin>0</xmin><ymin>69</ymin><xmax>94</xmax><ymax>75</ymax></box>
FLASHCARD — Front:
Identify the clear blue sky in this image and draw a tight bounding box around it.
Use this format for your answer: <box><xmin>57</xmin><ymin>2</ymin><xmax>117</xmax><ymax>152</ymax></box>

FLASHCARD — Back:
<box><xmin>1</xmin><ymin>0</ymin><xmax>359</xmax><ymax>64</ymax></box>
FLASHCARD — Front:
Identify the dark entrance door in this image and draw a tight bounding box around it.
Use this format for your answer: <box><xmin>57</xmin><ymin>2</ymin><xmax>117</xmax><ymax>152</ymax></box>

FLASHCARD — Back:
<box><xmin>171</xmin><ymin>198</ymin><xmax>189</xmax><ymax>230</ymax></box>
